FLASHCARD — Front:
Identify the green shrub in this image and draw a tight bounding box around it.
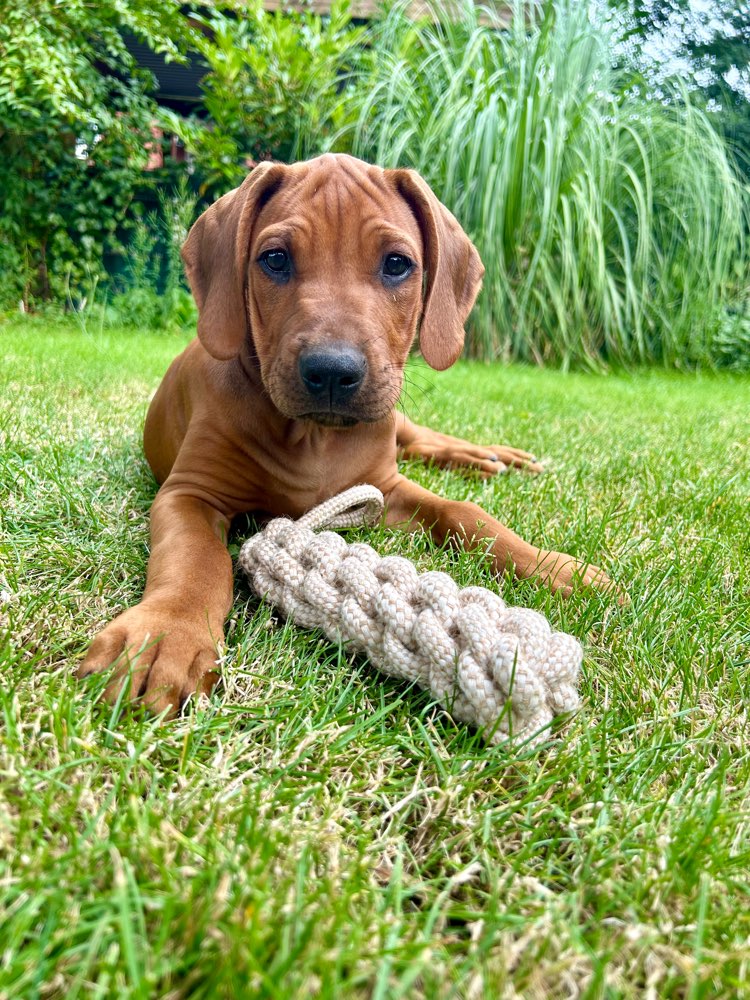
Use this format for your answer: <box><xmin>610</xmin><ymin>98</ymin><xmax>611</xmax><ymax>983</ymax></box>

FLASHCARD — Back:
<box><xmin>169</xmin><ymin>0</ymin><xmax>367</xmax><ymax>196</ymax></box>
<box><xmin>104</xmin><ymin>176</ymin><xmax>199</xmax><ymax>330</ymax></box>
<box><xmin>0</xmin><ymin>243</ymin><xmax>29</xmax><ymax>313</ymax></box>
<box><xmin>319</xmin><ymin>0</ymin><xmax>748</xmax><ymax>369</ymax></box>
<box><xmin>0</xmin><ymin>99</ymin><xmax>154</xmax><ymax>309</ymax></box>
<box><xmin>0</xmin><ymin>0</ymin><xmax>200</xmax><ymax>310</ymax></box>
<box><xmin>58</xmin><ymin>177</ymin><xmax>198</xmax><ymax>332</ymax></box>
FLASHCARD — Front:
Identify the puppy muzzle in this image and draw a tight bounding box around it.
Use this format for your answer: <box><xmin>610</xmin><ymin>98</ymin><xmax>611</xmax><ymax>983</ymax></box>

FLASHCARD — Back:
<box><xmin>297</xmin><ymin>343</ymin><xmax>368</xmax><ymax>423</ymax></box>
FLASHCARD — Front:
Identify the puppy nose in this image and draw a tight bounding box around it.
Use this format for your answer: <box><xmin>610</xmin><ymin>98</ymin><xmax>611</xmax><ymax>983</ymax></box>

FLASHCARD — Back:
<box><xmin>298</xmin><ymin>344</ymin><xmax>367</xmax><ymax>405</ymax></box>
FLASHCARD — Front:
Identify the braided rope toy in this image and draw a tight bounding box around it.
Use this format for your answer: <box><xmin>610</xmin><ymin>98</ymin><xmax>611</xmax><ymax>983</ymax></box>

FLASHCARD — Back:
<box><xmin>239</xmin><ymin>485</ymin><xmax>582</xmax><ymax>746</ymax></box>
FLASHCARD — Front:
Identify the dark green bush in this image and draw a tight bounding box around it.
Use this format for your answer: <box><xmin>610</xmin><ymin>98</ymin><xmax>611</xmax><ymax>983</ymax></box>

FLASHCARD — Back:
<box><xmin>112</xmin><ymin>177</ymin><xmax>198</xmax><ymax>330</ymax></box>
<box><xmin>0</xmin><ymin>0</ymin><xmax>200</xmax><ymax>310</ymax></box>
<box><xmin>0</xmin><ymin>92</ymin><xmax>154</xmax><ymax>309</ymax></box>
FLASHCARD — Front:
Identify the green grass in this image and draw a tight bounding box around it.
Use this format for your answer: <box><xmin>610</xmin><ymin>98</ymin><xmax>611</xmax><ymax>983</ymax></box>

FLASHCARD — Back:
<box><xmin>1</xmin><ymin>316</ymin><xmax>749</xmax><ymax>998</ymax></box>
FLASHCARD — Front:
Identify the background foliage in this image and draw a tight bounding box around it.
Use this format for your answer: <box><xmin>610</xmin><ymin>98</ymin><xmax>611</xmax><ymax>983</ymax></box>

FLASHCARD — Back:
<box><xmin>0</xmin><ymin>0</ymin><xmax>200</xmax><ymax>309</ymax></box>
<box><xmin>323</xmin><ymin>1</ymin><xmax>748</xmax><ymax>369</ymax></box>
<box><xmin>168</xmin><ymin>0</ymin><xmax>367</xmax><ymax>195</ymax></box>
<box><xmin>1</xmin><ymin>0</ymin><xmax>749</xmax><ymax>368</ymax></box>
<box><xmin>609</xmin><ymin>0</ymin><xmax>750</xmax><ymax>178</ymax></box>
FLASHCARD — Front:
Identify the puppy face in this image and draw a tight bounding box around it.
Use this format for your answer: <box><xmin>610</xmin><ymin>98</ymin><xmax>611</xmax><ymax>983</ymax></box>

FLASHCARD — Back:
<box><xmin>182</xmin><ymin>154</ymin><xmax>484</xmax><ymax>427</ymax></box>
<box><xmin>248</xmin><ymin>158</ymin><xmax>425</xmax><ymax>425</ymax></box>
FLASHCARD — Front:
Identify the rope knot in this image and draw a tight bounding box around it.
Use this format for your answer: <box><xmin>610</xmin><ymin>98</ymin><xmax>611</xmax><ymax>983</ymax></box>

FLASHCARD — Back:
<box><xmin>239</xmin><ymin>485</ymin><xmax>583</xmax><ymax>747</ymax></box>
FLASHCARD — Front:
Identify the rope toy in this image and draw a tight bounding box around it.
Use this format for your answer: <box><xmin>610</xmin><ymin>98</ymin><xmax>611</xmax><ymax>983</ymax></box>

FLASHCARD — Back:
<box><xmin>239</xmin><ymin>485</ymin><xmax>582</xmax><ymax>746</ymax></box>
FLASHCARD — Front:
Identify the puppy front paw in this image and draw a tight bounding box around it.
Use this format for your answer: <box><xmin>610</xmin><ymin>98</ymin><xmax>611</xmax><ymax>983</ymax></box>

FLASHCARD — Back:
<box><xmin>78</xmin><ymin>602</ymin><xmax>222</xmax><ymax>718</ymax></box>
<box><xmin>532</xmin><ymin>550</ymin><xmax>625</xmax><ymax>601</ymax></box>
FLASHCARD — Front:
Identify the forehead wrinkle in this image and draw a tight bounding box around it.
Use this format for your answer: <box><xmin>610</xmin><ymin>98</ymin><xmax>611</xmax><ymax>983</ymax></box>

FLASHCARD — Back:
<box><xmin>253</xmin><ymin>217</ymin><xmax>313</xmax><ymax>249</ymax></box>
<box><xmin>308</xmin><ymin>177</ymin><xmax>348</xmax><ymax>228</ymax></box>
<box><xmin>263</xmin><ymin>162</ymin><xmax>420</xmax><ymax>267</ymax></box>
<box><xmin>299</xmin><ymin>163</ymin><xmax>391</xmax><ymax>216</ymax></box>
<box><xmin>361</xmin><ymin>218</ymin><xmax>420</xmax><ymax>256</ymax></box>
<box><xmin>338</xmin><ymin>170</ymin><xmax>391</xmax><ymax>210</ymax></box>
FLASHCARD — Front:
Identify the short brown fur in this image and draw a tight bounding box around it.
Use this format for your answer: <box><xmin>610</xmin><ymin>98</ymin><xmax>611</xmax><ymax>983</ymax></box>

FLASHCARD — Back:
<box><xmin>79</xmin><ymin>154</ymin><xmax>614</xmax><ymax>716</ymax></box>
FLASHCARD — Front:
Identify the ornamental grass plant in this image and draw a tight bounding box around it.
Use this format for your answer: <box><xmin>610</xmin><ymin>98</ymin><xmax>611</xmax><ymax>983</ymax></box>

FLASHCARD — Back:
<box><xmin>319</xmin><ymin>0</ymin><xmax>748</xmax><ymax>369</ymax></box>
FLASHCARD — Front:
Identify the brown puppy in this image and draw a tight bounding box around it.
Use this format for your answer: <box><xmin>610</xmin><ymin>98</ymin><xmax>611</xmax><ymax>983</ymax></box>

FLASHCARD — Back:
<box><xmin>78</xmin><ymin>154</ymin><xmax>613</xmax><ymax>716</ymax></box>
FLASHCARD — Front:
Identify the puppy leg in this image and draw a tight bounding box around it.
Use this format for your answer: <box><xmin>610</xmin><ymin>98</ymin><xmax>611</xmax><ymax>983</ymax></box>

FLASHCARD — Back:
<box><xmin>396</xmin><ymin>413</ymin><xmax>543</xmax><ymax>476</ymax></box>
<box><xmin>78</xmin><ymin>490</ymin><xmax>233</xmax><ymax>717</ymax></box>
<box><xmin>383</xmin><ymin>475</ymin><xmax>614</xmax><ymax>597</ymax></box>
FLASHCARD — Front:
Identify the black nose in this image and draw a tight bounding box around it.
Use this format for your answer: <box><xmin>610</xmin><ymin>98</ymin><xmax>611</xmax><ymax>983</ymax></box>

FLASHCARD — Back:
<box><xmin>298</xmin><ymin>344</ymin><xmax>367</xmax><ymax>406</ymax></box>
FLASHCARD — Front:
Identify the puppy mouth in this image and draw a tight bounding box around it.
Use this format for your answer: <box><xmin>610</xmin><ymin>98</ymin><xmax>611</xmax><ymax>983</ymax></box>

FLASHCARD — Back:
<box><xmin>301</xmin><ymin>412</ymin><xmax>360</xmax><ymax>428</ymax></box>
<box><xmin>265</xmin><ymin>372</ymin><xmax>396</xmax><ymax>427</ymax></box>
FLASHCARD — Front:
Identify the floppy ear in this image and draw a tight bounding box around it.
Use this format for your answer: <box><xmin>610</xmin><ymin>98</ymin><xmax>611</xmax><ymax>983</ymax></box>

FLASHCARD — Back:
<box><xmin>181</xmin><ymin>162</ymin><xmax>286</xmax><ymax>360</ymax></box>
<box><xmin>390</xmin><ymin>169</ymin><xmax>484</xmax><ymax>370</ymax></box>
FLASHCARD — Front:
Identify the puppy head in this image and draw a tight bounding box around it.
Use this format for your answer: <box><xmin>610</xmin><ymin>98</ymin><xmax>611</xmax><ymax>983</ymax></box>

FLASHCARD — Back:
<box><xmin>182</xmin><ymin>154</ymin><xmax>483</xmax><ymax>426</ymax></box>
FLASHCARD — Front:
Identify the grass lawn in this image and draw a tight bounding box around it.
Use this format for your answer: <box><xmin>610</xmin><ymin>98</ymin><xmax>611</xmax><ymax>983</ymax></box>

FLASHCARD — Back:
<box><xmin>1</xmin><ymin>316</ymin><xmax>749</xmax><ymax>998</ymax></box>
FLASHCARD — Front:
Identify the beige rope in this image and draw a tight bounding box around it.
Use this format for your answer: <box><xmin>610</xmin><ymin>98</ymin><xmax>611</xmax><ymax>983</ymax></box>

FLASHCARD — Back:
<box><xmin>239</xmin><ymin>485</ymin><xmax>582</xmax><ymax>746</ymax></box>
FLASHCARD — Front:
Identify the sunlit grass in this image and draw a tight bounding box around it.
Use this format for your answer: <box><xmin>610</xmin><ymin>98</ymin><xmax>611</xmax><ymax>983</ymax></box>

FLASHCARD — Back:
<box><xmin>1</xmin><ymin>318</ymin><xmax>749</xmax><ymax>996</ymax></box>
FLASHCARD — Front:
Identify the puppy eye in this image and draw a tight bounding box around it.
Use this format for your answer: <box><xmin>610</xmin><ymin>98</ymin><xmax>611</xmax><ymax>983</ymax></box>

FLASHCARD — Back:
<box><xmin>259</xmin><ymin>249</ymin><xmax>291</xmax><ymax>277</ymax></box>
<box><xmin>382</xmin><ymin>253</ymin><xmax>413</xmax><ymax>280</ymax></box>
